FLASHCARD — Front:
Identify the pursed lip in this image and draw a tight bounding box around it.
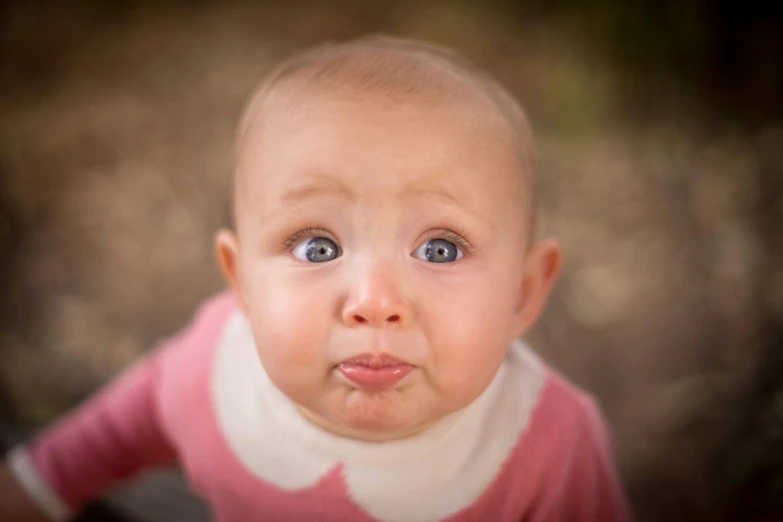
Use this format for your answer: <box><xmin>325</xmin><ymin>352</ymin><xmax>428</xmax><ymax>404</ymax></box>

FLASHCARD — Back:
<box><xmin>338</xmin><ymin>353</ymin><xmax>411</xmax><ymax>368</ymax></box>
<box><xmin>336</xmin><ymin>353</ymin><xmax>414</xmax><ymax>392</ymax></box>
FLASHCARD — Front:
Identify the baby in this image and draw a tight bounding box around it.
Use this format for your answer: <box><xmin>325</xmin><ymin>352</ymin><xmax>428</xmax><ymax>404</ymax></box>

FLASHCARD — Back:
<box><xmin>1</xmin><ymin>36</ymin><xmax>630</xmax><ymax>521</ymax></box>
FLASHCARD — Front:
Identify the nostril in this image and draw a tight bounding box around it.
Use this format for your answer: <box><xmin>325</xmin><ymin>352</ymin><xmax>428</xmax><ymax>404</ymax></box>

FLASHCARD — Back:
<box><xmin>387</xmin><ymin>314</ymin><xmax>400</xmax><ymax>323</ymax></box>
<box><xmin>354</xmin><ymin>315</ymin><xmax>367</xmax><ymax>324</ymax></box>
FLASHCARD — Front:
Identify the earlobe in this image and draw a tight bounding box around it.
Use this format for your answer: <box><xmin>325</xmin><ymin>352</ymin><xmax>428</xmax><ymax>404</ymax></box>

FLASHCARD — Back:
<box><xmin>513</xmin><ymin>239</ymin><xmax>562</xmax><ymax>337</ymax></box>
<box><xmin>215</xmin><ymin>229</ymin><xmax>249</xmax><ymax>314</ymax></box>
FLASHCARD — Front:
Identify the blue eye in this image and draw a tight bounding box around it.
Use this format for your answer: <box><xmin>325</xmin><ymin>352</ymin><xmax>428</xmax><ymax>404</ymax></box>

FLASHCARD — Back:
<box><xmin>292</xmin><ymin>237</ymin><xmax>340</xmax><ymax>262</ymax></box>
<box><xmin>413</xmin><ymin>238</ymin><xmax>462</xmax><ymax>263</ymax></box>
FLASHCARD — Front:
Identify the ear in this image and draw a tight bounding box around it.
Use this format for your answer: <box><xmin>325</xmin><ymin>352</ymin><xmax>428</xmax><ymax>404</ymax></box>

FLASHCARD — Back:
<box><xmin>215</xmin><ymin>229</ymin><xmax>249</xmax><ymax>315</ymax></box>
<box><xmin>512</xmin><ymin>238</ymin><xmax>562</xmax><ymax>337</ymax></box>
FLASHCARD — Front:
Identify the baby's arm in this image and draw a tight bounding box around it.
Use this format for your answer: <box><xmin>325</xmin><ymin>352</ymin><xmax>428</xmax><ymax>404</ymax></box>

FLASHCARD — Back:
<box><xmin>1</xmin><ymin>342</ymin><xmax>177</xmax><ymax>521</ymax></box>
<box><xmin>0</xmin><ymin>293</ymin><xmax>232</xmax><ymax>521</ymax></box>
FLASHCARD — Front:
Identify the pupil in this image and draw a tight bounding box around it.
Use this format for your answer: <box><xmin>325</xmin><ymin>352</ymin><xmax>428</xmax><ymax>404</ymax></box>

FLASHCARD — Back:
<box><xmin>425</xmin><ymin>239</ymin><xmax>457</xmax><ymax>263</ymax></box>
<box><xmin>306</xmin><ymin>237</ymin><xmax>338</xmax><ymax>263</ymax></box>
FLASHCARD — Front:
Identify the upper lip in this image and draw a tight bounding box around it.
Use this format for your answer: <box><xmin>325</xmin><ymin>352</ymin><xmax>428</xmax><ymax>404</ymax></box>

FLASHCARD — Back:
<box><xmin>339</xmin><ymin>353</ymin><xmax>410</xmax><ymax>368</ymax></box>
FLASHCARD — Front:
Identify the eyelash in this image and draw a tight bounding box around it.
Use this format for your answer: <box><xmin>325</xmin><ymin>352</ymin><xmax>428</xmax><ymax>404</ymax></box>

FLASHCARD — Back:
<box><xmin>282</xmin><ymin>225</ymin><xmax>336</xmax><ymax>250</ymax></box>
<box><xmin>281</xmin><ymin>226</ymin><xmax>474</xmax><ymax>255</ymax></box>
<box><xmin>419</xmin><ymin>228</ymin><xmax>474</xmax><ymax>255</ymax></box>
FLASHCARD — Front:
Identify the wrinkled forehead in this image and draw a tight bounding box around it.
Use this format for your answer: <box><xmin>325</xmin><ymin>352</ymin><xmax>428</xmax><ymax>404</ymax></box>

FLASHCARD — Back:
<box><xmin>233</xmin><ymin>43</ymin><xmax>536</xmax><ymax>236</ymax></box>
<box><xmin>246</xmin><ymin>90</ymin><xmax>518</xmax><ymax>193</ymax></box>
<box><xmin>233</xmin><ymin>91</ymin><xmax>531</xmax><ymax>247</ymax></box>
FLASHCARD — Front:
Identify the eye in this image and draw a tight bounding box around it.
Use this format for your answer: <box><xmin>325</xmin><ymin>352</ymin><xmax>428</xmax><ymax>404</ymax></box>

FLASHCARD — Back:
<box><xmin>413</xmin><ymin>238</ymin><xmax>463</xmax><ymax>263</ymax></box>
<box><xmin>292</xmin><ymin>237</ymin><xmax>340</xmax><ymax>263</ymax></box>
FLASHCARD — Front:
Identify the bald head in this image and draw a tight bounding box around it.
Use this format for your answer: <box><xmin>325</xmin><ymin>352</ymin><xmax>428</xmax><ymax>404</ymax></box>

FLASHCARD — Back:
<box><xmin>234</xmin><ymin>36</ymin><xmax>537</xmax><ymax>238</ymax></box>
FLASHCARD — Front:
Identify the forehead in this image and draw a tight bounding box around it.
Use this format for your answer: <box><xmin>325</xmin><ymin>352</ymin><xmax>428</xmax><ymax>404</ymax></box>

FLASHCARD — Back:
<box><xmin>237</xmin><ymin>89</ymin><xmax>523</xmax><ymax>214</ymax></box>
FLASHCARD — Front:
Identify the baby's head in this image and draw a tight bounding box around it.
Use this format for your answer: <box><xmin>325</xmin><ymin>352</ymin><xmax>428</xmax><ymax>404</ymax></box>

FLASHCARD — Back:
<box><xmin>216</xmin><ymin>36</ymin><xmax>561</xmax><ymax>441</ymax></box>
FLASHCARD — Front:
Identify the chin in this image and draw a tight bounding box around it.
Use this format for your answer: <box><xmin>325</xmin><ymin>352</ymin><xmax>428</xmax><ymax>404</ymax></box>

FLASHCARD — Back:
<box><xmin>342</xmin><ymin>419</ymin><xmax>426</xmax><ymax>442</ymax></box>
<box><xmin>338</xmin><ymin>396</ymin><xmax>426</xmax><ymax>439</ymax></box>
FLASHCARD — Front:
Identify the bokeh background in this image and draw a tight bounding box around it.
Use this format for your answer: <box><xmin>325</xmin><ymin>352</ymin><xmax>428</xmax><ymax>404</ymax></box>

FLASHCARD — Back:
<box><xmin>1</xmin><ymin>1</ymin><xmax>782</xmax><ymax>521</ymax></box>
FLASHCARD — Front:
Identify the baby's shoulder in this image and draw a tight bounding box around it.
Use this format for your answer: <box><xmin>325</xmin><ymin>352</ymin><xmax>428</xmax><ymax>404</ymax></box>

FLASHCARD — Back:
<box><xmin>533</xmin><ymin>365</ymin><xmax>604</xmax><ymax>431</ymax></box>
<box><xmin>505</xmin><ymin>347</ymin><xmax>613</xmax><ymax>468</ymax></box>
<box><xmin>157</xmin><ymin>291</ymin><xmax>238</xmax><ymax>374</ymax></box>
<box><xmin>154</xmin><ymin>291</ymin><xmax>240</xmax><ymax>440</ymax></box>
<box><xmin>464</xmin><ymin>345</ymin><xmax>618</xmax><ymax>514</ymax></box>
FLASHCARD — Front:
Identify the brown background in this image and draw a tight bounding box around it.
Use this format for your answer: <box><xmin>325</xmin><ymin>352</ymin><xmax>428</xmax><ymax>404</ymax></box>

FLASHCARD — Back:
<box><xmin>1</xmin><ymin>2</ymin><xmax>782</xmax><ymax>521</ymax></box>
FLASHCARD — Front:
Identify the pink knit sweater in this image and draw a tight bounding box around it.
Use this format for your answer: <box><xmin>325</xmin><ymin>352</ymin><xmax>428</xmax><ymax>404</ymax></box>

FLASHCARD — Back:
<box><xmin>8</xmin><ymin>292</ymin><xmax>631</xmax><ymax>521</ymax></box>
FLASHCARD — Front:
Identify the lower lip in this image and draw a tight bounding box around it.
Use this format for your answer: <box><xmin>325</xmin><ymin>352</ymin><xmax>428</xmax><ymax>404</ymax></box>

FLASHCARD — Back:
<box><xmin>337</xmin><ymin>364</ymin><xmax>413</xmax><ymax>392</ymax></box>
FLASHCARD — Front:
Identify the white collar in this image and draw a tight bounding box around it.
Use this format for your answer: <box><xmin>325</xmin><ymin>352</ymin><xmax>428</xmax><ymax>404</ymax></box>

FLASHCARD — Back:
<box><xmin>212</xmin><ymin>311</ymin><xmax>543</xmax><ymax>522</ymax></box>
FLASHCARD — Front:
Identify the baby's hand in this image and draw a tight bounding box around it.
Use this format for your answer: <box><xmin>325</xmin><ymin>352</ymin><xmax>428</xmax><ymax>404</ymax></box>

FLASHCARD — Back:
<box><xmin>0</xmin><ymin>463</ymin><xmax>51</xmax><ymax>522</ymax></box>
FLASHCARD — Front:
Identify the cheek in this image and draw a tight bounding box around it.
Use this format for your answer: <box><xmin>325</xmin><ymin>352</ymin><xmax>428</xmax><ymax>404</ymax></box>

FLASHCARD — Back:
<box><xmin>419</xmin><ymin>263</ymin><xmax>519</xmax><ymax>386</ymax></box>
<box><xmin>423</xmin><ymin>265</ymin><xmax>518</xmax><ymax>340</ymax></box>
<box><xmin>242</xmin><ymin>264</ymin><xmax>335</xmax><ymax>383</ymax></box>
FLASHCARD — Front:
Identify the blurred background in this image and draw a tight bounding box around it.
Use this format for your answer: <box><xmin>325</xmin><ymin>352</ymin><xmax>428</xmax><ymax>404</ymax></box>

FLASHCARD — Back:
<box><xmin>1</xmin><ymin>1</ymin><xmax>781</xmax><ymax>521</ymax></box>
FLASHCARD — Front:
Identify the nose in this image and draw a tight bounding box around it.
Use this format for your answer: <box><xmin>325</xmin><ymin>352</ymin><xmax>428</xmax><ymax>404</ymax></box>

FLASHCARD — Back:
<box><xmin>342</xmin><ymin>268</ymin><xmax>410</xmax><ymax>328</ymax></box>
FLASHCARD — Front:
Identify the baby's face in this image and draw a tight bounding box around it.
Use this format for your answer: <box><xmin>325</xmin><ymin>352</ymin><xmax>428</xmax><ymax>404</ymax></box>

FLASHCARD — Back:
<box><xmin>222</xmin><ymin>89</ymin><xmax>554</xmax><ymax>440</ymax></box>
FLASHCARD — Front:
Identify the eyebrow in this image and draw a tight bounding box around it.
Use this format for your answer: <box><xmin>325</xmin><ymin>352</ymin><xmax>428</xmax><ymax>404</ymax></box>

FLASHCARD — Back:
<box><xmin>402</xmin><ymin>182</ymin><xmax>494</xmax><ymax>231</ymax></box>
<box><xmin>401</xmin><ymin>184</ymin><xmax>460</xmax><ymax>205</ymax></box>
<box><xmin>279</xmin><ymin>175</ymin><xmax>488</xmax><ymax>227</ymax></box>
<box><xmin>280</xmin><ymin>175</ymin><xmax>355</xmax><ymax>203</ymax></box>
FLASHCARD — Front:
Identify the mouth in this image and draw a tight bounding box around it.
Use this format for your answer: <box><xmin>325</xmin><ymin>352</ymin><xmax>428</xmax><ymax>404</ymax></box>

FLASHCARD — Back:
<box><xmin>336</xmin><ymin>353</ymin><xmax>414</xmax><ymax>392</ymax></box>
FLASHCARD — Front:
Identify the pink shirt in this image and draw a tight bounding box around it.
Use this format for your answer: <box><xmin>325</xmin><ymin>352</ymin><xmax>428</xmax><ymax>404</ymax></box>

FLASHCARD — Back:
<box><xmin>8</xmin><ymin>292</ymin><xmax>631</xmax><ymax>521</ymax></box>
